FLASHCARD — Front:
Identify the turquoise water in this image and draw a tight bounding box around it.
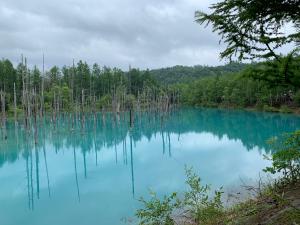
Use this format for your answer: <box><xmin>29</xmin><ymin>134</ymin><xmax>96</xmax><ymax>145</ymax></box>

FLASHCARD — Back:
<box><xmin>0</xmin><ymin>108</ymin><xmax>300</xmax><ymax>225</ymax></box>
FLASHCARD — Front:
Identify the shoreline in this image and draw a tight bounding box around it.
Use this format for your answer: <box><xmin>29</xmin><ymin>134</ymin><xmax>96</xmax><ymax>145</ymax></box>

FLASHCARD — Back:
<box><xmin>188</xmin><ymin>105</ymin><xmax>300</xmax><ymax>115</ymax></box>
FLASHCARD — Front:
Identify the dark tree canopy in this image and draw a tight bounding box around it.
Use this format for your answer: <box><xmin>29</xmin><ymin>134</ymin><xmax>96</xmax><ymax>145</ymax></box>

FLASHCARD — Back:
<box><xmin>196</xmin><ymin>0</ymin><xmax>300</xmax><ymax>61</ymax></box>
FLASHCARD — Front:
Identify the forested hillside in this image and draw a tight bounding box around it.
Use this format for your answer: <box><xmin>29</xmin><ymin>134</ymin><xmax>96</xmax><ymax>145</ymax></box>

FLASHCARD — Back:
<box><xmin>149</xmin><ymin>62</ymin><xmax>247</xmax><ymax>84</ymax></box>
<box><xmin>175</xmin><ymin>56</ymin><xmax>300</xmax><ymax>112</ymax></box>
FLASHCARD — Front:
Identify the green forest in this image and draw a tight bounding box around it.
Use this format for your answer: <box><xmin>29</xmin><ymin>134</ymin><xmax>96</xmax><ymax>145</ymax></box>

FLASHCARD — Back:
<box><xmin>0</xmin><ymin>58</ymin><xmax>179</xmax><ymax>120</ymax></box>
<box><xmin>1</xmin><ymin>53</ymin><xmax>300</xmax><ymax>118</ymax></box>
<box><xmin>148</xmin><ymin>62</ymin><xmax>247</xmax><ymax>84</ymax></box>
<box><xmin>178</xmin><ymin>57</ymin><xmax>300</xmax><ymax>111</ymax></box>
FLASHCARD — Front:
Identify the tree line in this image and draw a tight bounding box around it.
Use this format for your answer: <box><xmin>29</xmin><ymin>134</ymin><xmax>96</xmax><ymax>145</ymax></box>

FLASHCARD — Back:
<box><xmin>176</xmin><ymin>56</ymin><xmax>300</xmax><ymax>111</ymax></box>
<box><xmin>1</xmin><ymin>54</ymin><xmax>299</xmax><ymax>123</ymax></box>
<box><xmin>0</xmin><ymin>57</ymin><xmax>179</xmax><ymax>118</ymax></box>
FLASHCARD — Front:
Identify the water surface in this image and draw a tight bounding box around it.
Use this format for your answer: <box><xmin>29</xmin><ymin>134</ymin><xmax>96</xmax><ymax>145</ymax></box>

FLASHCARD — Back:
<box><xmin>0</xmin><ymin>108</ymin><xmax>299</xmax><ymax>225</ymax></box>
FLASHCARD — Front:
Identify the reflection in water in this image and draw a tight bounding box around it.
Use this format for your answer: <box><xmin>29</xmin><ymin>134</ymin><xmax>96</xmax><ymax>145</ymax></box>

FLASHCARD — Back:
<box><xmin>73</xmin><ymin>145</ymin><xmax>80</xmax><ymax>202</ymax></box>
<box><xmin>0</xmin><ymin>108</ymin><xmax>300</xmax><ymax>224</ymax></box>
<box><xmin>130</xmin><ymin>131</ymin><xmax>135</xmax><ymax>197</ymax></box>
<box><xmin>43</xmin><ymin>133</ymin><xmax>51</xmax><ymax>198</ymax></box>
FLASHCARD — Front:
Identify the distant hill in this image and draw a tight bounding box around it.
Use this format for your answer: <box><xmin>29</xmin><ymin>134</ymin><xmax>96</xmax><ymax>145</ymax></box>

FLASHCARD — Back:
<box><xmin>149</xmin><ymin>62</ymin><xmax>248</xmax><ymax>84</ymax></box>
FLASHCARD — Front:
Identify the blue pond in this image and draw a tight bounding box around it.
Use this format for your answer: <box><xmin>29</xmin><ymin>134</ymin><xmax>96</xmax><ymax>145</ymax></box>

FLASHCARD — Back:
<box><xmin>0</xmin><ymin>108</ymin><xmax>299</xmax><ymax>225</ymax></box>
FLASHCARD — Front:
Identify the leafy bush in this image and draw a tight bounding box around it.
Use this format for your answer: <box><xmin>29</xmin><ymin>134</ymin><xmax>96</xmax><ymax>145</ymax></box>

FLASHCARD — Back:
<box><xmin>136</xmin><ymin>167</ymin><xmax>224</xmax><ymax>225</ymax></box>
<box><xmin>264</xmin><ymin>130</ymin><xmax>300</xmax><ymax>184</ymax></box>
<box><xmin>136</xmin><ymin>192</ymin><xmax>180</xmax><ymax>225</ymax></box>
<box><xmin>96</xmin><ymin>95</ymin><xmax>112</xmax><ymax>109</ymax></box>
<box><xmin>279</xmin><ymin>105</ymin><xmax>293</xmax><ymax>113</ymax></box>
<box><xmin>294</xmin><ymin>90</ymin><xmax>300</xmax><ymax>106</ymax></box>
<box><xmin>184</xmin><ymin>167</ymin><xmax>224</xmax><ymax>225</ymax></box>
<box><xmin>263</xmin><ymin>105</ymin><xmax>278</xmax><ymax>112</ymax></box>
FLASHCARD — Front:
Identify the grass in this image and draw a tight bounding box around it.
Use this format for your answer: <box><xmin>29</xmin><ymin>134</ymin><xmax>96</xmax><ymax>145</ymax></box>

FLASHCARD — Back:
<box><xmin>223</xmin><ymin>181</ymin><xmax>300</xmax><ymax>225</ymax></box>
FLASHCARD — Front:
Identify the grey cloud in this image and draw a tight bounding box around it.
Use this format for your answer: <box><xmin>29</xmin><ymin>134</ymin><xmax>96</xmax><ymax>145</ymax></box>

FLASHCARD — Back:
<box><xmin>0</xmin><ymin>0</ymin><xmax>224</xmax><ymax>70</ymax></box>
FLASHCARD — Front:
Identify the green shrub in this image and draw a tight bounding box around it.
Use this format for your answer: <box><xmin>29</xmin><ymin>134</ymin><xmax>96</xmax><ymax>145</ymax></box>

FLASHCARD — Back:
<box><xmin>262</xmin><ymin>105</ymin><xmax>279</xmax><ymax>112</ymax></box>
<box><xmin>96</xmin><ymin>95</ymin><xmax>112</xmax><ymax>110</ymax></box>
<box><xmin>264</xmin><ymin>130</ymin><xmax>300</xmax><ymax>184</ymax></box>
<box><xmin>279</xmin><ymin>105</ymin><xmax>293</xmax><ymax>113</ymax></box>
<box><xmin>184</xmin><ymin>167</ymin><xmax>224</xmax><ymax>225</ymax></box>
<box><xmin>136</xmin><ymin>167</ymin><xmax>224</xmax><ymax>225</ymax></box>
<box><xmin>136</xmin><ymin>192</ymin><xmax>180</xmax><ymax>225</ymax></box>
<box><xmin>294</xmin><ymin>90</ymin><xmax>300</xmax><ymax>106</ymax></box>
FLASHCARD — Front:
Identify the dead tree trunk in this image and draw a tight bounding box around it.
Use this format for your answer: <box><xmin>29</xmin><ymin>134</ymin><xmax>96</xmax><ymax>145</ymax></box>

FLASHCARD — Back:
<box><xmin>25</xmin><ymin>58</ymin><xmax>31</xmax><ymax>132</ymax></box>
<box><xmin>33</xmin><ymin>89</ymin><xmax>38</xmax><ymax>144</ymax></box>
<box><xmin>129</xmin><ymin>107</ymin><xmax>134</xmax><ymax>128</ymax></box>
<box><xmin>14</xmin><ymin>82</ymin><xmax>17</xmax><ymax>127</ymax></box>
<box><xmin>72</xmin><ymin>59</ymin><xmax>75</xmax><ymax>131</ymax></box>
<box><xmin>93</xmin><ymin>94</ymin><xmax>97</xmax><ymax>129</ymax></box>
<box><xmin>1</xmin><ymin>91</ymin><xmax>7</xmax><ymax>140</ymax></box>
<box><xmin>53</xmin><ymin>92</ymin><xmax>56</xmax><ymax>130</ymax></box>
<box><xmin>81</xmin><ymin>89</ymin><xmax>85</xmax><ymax>132</ymax></box>
<box><xmin>40</xmin><ymin>54</ymin><xmax>45</xmax><ymax>118</ymax></box>
<box><xmin>21</xmin><ymin>55</ymin><xmax>28</xmax><ymax>130</ymax></box>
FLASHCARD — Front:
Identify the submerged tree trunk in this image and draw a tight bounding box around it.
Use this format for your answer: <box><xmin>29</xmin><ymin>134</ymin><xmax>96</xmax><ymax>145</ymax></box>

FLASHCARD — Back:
<box><xmin>53</xmin><ymin>92</ymin><xmax>56</xmax><ymax>130</ymax></box>
<box><xmin>93</xmin><ymin>94</ymin><xmax>97</xmax><ymax>129</ymax></box>
<box><xmin>1</xmin><ymin>91</ymin><xmax>7</xmax><ymax>140</ymax></box>
<box><xmin>81</xmin><ymin>89</ymin><xmax>85</xmax><ymax>132</ymax></box>
<box><xmin>33</xmin><ymin>89</ymin><xmax>38</xmax><ymax>144</ymax></box>
<box><xmin>102</xmin><ymin>107</ymin><xmax>106</xmax><ymax>128</ymax></box>
<box><xmin>129</xmin><ymin>108</ymin><xmax>134</xmax><ymax>128</ymax></box>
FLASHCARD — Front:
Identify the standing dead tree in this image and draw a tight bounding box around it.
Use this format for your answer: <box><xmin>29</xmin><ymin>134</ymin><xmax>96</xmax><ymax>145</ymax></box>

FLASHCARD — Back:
<box><xmin>81</xmin><ymin>89</ymin><xmax>85</xmax><ymax>132</ymax></box>
<box><xmin>21</xmin><ymin>56</ymin><xmax>28</xmax><ymax>131</ymax></box>
<box><xmin>33</xmin><ymin>89</ymin><xmax>38</xmax><ymax>144</ymax></box>
<box><xmin>40</xmin><ymin>54</ymin><xmax>45</xmax><ymax>118</ymax></box>
<box><xmin>0</xmin><ymin>90</ymin><xmax>7</xmax><ymax>140</ymax></box>
<box><xmin>14</xmin><ymin>82</ymin><xmax>17</xmax><ymax>127</ymax></box>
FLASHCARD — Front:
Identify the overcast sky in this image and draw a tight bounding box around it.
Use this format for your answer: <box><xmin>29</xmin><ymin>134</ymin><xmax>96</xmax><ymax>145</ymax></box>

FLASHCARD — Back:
<box><xmin>1</xmin><ymin>0</ymin><xmax>231</xmax><ymax>69</ymax></box>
